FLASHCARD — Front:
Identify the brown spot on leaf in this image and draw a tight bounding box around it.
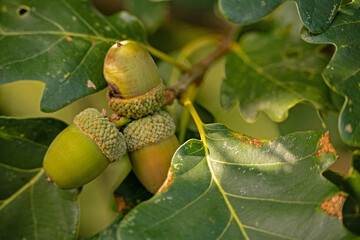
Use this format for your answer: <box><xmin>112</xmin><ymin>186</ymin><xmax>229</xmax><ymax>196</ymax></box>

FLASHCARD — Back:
<box><xmin>66</xmin><ymin>36</ymin><xmax>72</xmax><ymax>42</ymax></box>
<box><xmin>46</xmin><ymin>177</ymin><xmax>52</xmax><ymax>183</ymax></box>
<box><xmin>317</xmin><ymin>131</ymin><xmax>337</xmax><ymax>156</ymax></box>
<box><xmin>345</xmin><ymin>124</ymin><xmax>353</xmax><ymax>133</ymax></box>
<box><xmin>115</xmin><ymin>196</ymin><xmax>131</xmax><ymax>213</ymax></box>
<box><xmin>320</xmin><ymin>193</ymin><xmax>347</xmax><ymax>220</ymax></box>
<box><xmin>157</xmin><ymin>168</ymin><xmax>175</xmax><ymax>193</ymax></box>
<box><xmin>87</xmin><ymin>80</ymin><xmax>96</xmax><ymax>90</ymax></box>
<box><xmin>232</xmin><ymin>132</ymin><xmax>263</xmax><ymax>147</ymax></box>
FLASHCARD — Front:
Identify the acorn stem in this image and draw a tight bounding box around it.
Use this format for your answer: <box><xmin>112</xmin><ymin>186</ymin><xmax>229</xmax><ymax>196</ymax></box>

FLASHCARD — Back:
<box><xmin>143</xmin><ymin>44</ymin><xmax>191</xmax><ymax>72</ymax></box>
<box><xmin>113</xmin><ymin>117</ymin><xmax>131</xmax><ymax>129</ymax></box>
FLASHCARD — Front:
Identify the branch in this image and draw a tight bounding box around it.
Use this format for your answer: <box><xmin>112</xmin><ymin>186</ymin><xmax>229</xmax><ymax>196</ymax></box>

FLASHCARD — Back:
<box><xmin>163</xmin><ymin>36</ymin><xmax>232</xmax><ymax>105</ymax></box>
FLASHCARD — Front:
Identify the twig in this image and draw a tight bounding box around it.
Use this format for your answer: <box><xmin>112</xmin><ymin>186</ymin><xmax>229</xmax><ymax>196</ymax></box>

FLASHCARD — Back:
<box><xmin>163</xmin><ymin>36</ymin><xmax>232</xmax><ymax>105</ymax></box>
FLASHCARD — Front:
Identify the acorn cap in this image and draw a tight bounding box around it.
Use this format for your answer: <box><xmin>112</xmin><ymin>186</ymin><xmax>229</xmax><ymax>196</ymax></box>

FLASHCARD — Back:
<box><xmin>74</xmin><ymin>108</ymin><xmax>126</xmax><ymax>162</ymax></box>
<box><xmin>123</xmin><ymin>110</ymin><xmax>176</xmax><ymax>152</ymax></box>
<box><xmin>107</xmin><ymin>82</ymin><xmax>165</xmax><ymax>119</ymax></box>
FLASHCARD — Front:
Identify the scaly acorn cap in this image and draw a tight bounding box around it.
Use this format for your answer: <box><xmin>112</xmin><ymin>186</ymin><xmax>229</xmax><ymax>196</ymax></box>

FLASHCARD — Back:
<box><xmin>74</xmin><ymin>108</ymin><xmax>126</xmax><ymax>162</ymax></box>
<box><xmin>107</xmin><ymin>82</ymin><xmax>164</xmax><ymax>119</ymax></box>
<box><xmin>123</xmin><ymin>110</ymin><xmax>176</xmax><ymax>152</ymax></box>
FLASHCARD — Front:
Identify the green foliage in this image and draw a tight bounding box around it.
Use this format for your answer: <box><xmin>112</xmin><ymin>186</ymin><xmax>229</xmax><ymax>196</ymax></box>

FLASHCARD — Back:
<box><xmin>324</xmin><ymin>151</ymin><xmax>360</xmax><ymax>234</ymax></box>
<box><xmin>0</xmin><ymin>0</ymin><xmax>146</xmax><ymax>112</ymax></box>
<box><xmin>0</xmin><ymin>117</ymin><xmax>79</xmax><ymax>240</ymax></box>
<box><xmin>1</xmin><ymin>0</ymin><xmax>360</xmax><ymax>239</ymax></box>
<box><xmin>219</xmin><ymin>0</ymin><xmax>341</xmax><ymax>33</ymax></box>
<box><xmin>118</xmin><ymin>125</ymin><xmax>354</xmax><ymax>239</ymax></box>
<box><xmin>124</xmin><ymin>0</ymin><xmax>168</xmax><ymax>34</ymax></box>
<box><xmin>301</xmin><ymin>1</ymin><xmax>360</xmax><ymax>147</ymax></box>
<box><xmin>222</xmin><ymin>23</ymin><xmax>334</xmax><ymax>122</ymax></box>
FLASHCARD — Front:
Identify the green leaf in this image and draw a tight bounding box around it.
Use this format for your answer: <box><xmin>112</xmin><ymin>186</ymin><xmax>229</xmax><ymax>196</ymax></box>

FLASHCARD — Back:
<box><xmin>118</xmin><ymin>124</ymin><xmax>357</xmax><ymax>239</ymax></box>
<box><xmin>219</xmin><ymin>0</ymin><xmax>341</xmax><ymax>33</ymax></box>
<box><xmin>324</xmin><ymin>151</ymin><xmax>360</xmax><ymax>202</ymax></box>
<box><xmin>323</xmin><ymin>150</ymin><xmax>360</xmax><ymax>235</ymax></box>
<box><xmin>221</xmin><ymin>18</ymin><xmax>334</xmax><ymax>123</ymax></box>
<box><xmin>343</xmin><ymin>195</ymin><xmax>360</xmax><ymax>235</ymax></box>
<box><xmin>124</xmin><ymin>0</ymin><xmax>168</xmax><ymax>34</ymax></box>
<box><xmin>301</xmin><ymin>1</ymin><xmax>360</xmax><ymax>147</ymax></box>
<box><xmin>0</xmin><ymin>117</ymin><xmax>79</xmax><ymax>240</ymax></box>
<box><xmin>0</xmin><ymin>0</ymin><xmax>146</xmax><ymax>112</ymax></box>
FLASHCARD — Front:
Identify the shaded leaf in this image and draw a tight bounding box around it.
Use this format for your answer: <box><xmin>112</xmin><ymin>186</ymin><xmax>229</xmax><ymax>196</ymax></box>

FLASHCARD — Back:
<box><xmin>221</xmin><ymin>13</ymin><xmax>334</xmax><ymax>123</ymax></box>
<box><xmin>118</xmin><ymin>124</ymin><xmax>356</xmax><ymax>239</ymax></box>
<box><xmin>324</xmin><ymin>150</ymin><xmax>360</xmax><ymax>235</ymax></box>
<box><xmin>219</xmin><ymin>0</ymin><xmax>341</xmax><ymax>33</ymax></box>
<box><xmin>324</xmin><ymin>151</ymin><xmax>360</xmax><ymax>202</ymax></box>
<box><xmin>114</xmin><ymin>170</ymin><xmax>153</xmax><ymax>212</ymax></box>
<box><xmin>0</xmin><ymin>0</ymin><xmax>146</xmax><ymax>112</ymax></box>
<box><xmin>0</xmin><ymin>117</ymin><xmax>79</xmax><ymax>240</ymax></box>
<box><xmin>343</xmin><ymin>195</ymin><xmax>360</xmax><ymax>235</ymax></box>
<box><xmin>0</xmin><ymin>117</ymin><xmax>67</xmax><ymax>199</ymax></box>
<box><xmin>301</xmin><ymin>1</ymin><xmax>360</xmax><ymax>147</ymax></box>
<box><xmin>124</xmin><ymin>0</ymin><xmax>168</xmax><ymax>34</ymax></box>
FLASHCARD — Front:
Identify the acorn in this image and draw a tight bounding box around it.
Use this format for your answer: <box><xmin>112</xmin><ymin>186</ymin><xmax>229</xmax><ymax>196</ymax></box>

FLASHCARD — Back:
<box><xmin>123</xmin><ymin>110</ymin><xmax>180</xmax><ymax>193</ymax></box>
<box><xmin>43</xmin><ymin>108</ymin><xmax>127</xmax><ymax>189</ymax></box>
<box><xmin>103</xmin><ymin>40</ymin><xmax>165</xmax><ymax>119</ymax></box>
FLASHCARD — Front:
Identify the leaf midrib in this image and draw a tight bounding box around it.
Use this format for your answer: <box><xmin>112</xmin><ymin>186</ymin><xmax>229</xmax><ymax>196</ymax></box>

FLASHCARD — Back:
<box><xmin>0</xmin><ymin>30</ymin><xmax>117</xmax><ymax>43</ymax></box>
<box><xmin>232</xmin><ymin>44</ymin><xmax>306</xmax><ymax>101</ymax></box>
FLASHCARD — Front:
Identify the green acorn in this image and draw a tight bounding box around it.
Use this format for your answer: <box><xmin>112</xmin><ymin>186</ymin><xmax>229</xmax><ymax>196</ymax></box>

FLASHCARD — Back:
<box><xmin>43</xmin><ymin>108</ymin><xmax>127</xmax><ymax>189</ymax></box>
<box><xmin>103</xmin><ymin>40</ymin><xmax>165</xmax><ymax>119</ymax></box>
<box><xmin>123</xmin><ymin>110</ymin><xmax>180</xmax><ymax>193</ymax></box>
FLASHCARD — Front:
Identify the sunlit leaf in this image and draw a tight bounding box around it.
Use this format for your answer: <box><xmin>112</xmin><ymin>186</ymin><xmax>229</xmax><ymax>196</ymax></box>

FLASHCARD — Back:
<box><xmin>118</xmin><ymin>124</ymin><xmax>356</xmax><ymax>239</ymax></box>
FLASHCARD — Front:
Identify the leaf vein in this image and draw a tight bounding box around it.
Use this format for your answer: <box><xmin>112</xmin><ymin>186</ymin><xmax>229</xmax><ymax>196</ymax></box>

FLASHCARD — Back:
<box><xmin>0</xmin><ymin>162</ymin><xmax>42</xmax><ymax>173</ymax></box>
<box><xmin>209</xmin><ymin>151</ymin><xmax>315</xmax><ymax>166</ymax></box>
<box><xmin>233</xmin><ymin>44</ymin><xmax>305</xmax><ymax>101</ymax></box>
<box><xmin>138</xmin><ymin>169</ymin><xmax>213</xmax><ymax>234</ymax></box>
<box><xmin>60</xmin><ymin>43</ymin><xmax>96</xmax><ymax>84</ymax></box>
<box><xmin>0</xmin><ymin>132</ymin><xmax>48</xmax><ymax>150</ymax></box>
<box><xmin>58</xmin><ymin>0</ymin><xmax>100</xmax><ymax>36</ymax></box>
<box><xmin>0</xmin><ymin>30</ymin><xmax>116</xmax><ymax>43</ymax></box>
<box><xmin>225</xmin><ymin>192</ymin><xmax>319</xmax><ymax>205</ymax></box>
<box><xmin>243</xmin><ymin>224</ymin><xmax>301</xmax><ymax>240</ymax></box>
<box><xmin>1</xmin><ymin>36</ymin><xmax>66</xmax><ymax>66</ymax></box>
<box><xmin>31</xmin><ymin>11</ymin><xmax>65</xmax><ymax>32</ymax></box>
<box><xmin>216</xmin><ymin>216</ymin><xmax>233</xmax><ymax>240</ymax></box>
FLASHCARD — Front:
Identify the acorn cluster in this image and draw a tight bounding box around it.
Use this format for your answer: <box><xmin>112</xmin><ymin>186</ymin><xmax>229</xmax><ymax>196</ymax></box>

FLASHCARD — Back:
<box><xmin>43</xmin><ymin>40</ymin><xmax>179</xmax><ymax>193</ymax></box>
